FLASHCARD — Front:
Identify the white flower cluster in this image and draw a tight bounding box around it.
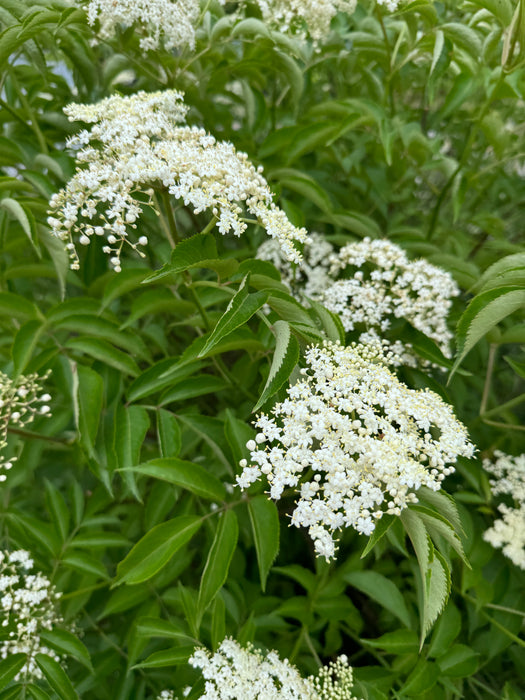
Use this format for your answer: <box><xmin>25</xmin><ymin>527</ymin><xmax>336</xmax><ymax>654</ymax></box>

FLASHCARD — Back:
<box><xmin>324</xmin><ymin>238</ymin><xmax>460</xmax><ymax>359</ymax></box>
<box><xmin>257</xmin><ymin>233</ymin><xmax>334</xmax><ymax>300</ymax></box>
<box><xmin>376</xmin><ymin>0</ymin><xmax>400</xmax><ymax>11</ymax></box>
<box><xmin>254</xmin><ymin>0</ymin><xmax>357</xmax><ymax>41</ymax></box>
<box><xmin>256</xmin><ymin>236</ymin><xmax>459</xmax><ymax>367</ymax></box>
<box><xmin>0</xmin><ymin>372</ymin><xmax>52</xmax><ymax>482</ymax></box>
<box><xmin>78</xmin><ymin>0</ymin><xmax>201</xmax><ymax>52</ymax></box>
<box><xmin>483</xmin><ymin>451</ymin><xmax>525</xmax><ymax>569</ymax></box>
<box><xmin>160</xmin><ymin>638</ymin><xmax>359</xmax><ymax>699</ymax></box>
<box><xmin>0</xmin><ymin>550</ymin><xmax>62</xmax><ymax>680</ymax></box>
<box><xmin>238</xmin><ymin>341</ymin><xmax>474</xmax><ymax>560</ymax></box>
<box><xmin>48</xmin><ymin>90</ymin><xmax>307</xmax><ymax>272</ymax></box>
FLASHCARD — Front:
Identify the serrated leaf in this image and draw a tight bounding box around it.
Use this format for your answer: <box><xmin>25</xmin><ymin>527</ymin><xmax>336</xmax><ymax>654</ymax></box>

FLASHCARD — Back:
<box><xmin>143</xmin><ymin>232</ymin><xmax>237</xmax><ymax>283</ymax></box>
<box><xmin>453</xmin><ymin>287</ymin><xmax>525</xmax><ymax>373</ymax></box>
<box><xmin>248</xmin><ymin>496</ymin><xmax>280</xmax><ymax>592</ymax></box>
<box><xmin>411</xmin><ymin>505</ymin><xmax>469</xmax><ymax>566</ymax></box>
<box><xmin>199</xmin><ymin>278</ymin><xmax>268</xmax><ymax>357</ymax></box>
<box><xmin>361</xmin><ymin>514</ymin><xmax>395</xmax><ymax>558</ymax></box>
<box><xmin>35</xmin><ymin>655</ymin><xmax>78</xmax><ymax>700</ymax></box>
<box><xmin>115</xmin><ymin>515</ymin><xmax>202</xmax><ymax>586</ymax></box>
<box><xmin>344</xmin><ymin>570</ymin><xmax>412</xmax><ymax>628</ymax></box>
<box><xmin>123</xmin><ymin>458</ymin><xmax>226</xmax><ymax>501</ymax></box>
<box><xmin>253</xmin><ymin>320</ymin><xmax>299</xmax><ymax>412</ymax></box>
<box><xmin>422</xmin><ymin>549</ymin><xmax>451</xmax><ymax>643</ymax></box>
<box><xmin>198</xmin><ymin>510</ymin><xmax>238</xmax><ymax>618</ymax></box>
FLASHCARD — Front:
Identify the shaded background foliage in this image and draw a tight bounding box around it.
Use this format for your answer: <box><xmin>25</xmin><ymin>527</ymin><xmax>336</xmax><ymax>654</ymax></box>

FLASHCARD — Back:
<box><xmin>0</xmin><ymin>0</ymin><xmax>525</xmax><ymax>698</ymax></box>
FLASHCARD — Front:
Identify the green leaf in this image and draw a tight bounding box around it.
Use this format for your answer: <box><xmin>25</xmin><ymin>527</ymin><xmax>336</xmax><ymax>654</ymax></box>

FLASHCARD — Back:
<box><xmin>66</xmin><ymin>337</ymin><xmax>140</xmax><ymax>377</ymax></box>
<box><xmin>437</xmin><ymin>644</ymin><xmax>479</xmax><ymax>677</ymax></box>
<box><xmin>428</xmin><ymin>603</ymin><xmax>462</xmax><ymax>658</ymax></box>
<box><xmin>62</xmin><ymin>552</ymin><xmax>108</xmax><ymax>579</ymax></box>
<box><xmin>0</xmin><ymin>292</ymin><xmax>39</xmax><ymax>320</ymax></box>
<box><xmin>410</xmin><ymin>505</ymin><xmax>469</xmax><ymax>566</ymax></box>
<box><xmin>472</xmin><ymin>252</ymin><xmax>525</xmax><ymax>292</ymax></box>
<box><xmin>0</xmin><ymin>197</ymin><xmax>40</xmax><ymax>255</ymax></box>
<box><xmin>363</xmin><ymin>629</ymin><xmax>419</xmax><ymax>654</ymax></box>
<box><xmin>269</xmin><ymin>169</ymin><xmax>332</xmax><ymax>214</ymax></box>
<box><xmin>131</xmin><ymin>646</ymin><xmax>194</xmax><ymax>669</ymax></box>
<box><xmin>159</xmin><ymin>375</ymin><xmax>229</xmax><ymax>405</ymax></box>
<box><xmin>344</xmin><ymin>571</ymin><xmax>412</xmax><ymax>628</ymax></box>
<box><xmin>401</xmin><ymin>659</ymin><xmax>439</xmax><ymax>695</ymax></box>
<box><xmin>135</xmin><ymin>617</ymin><xmax>193</xmax><ymax>642</ymax></box>
<box><xmin>422</xmin><ymin>549</ymin><xmax>451</xmax><ymax>643</ymax></box>
<box><xmin>72</xmin><ymin>364</ymin><xmax>104</xmax><ymax>459</ymax></box>
<box><xmin>39</xmin><ymin>630</ymin><xmax>92</xmax><ymax>672</ymax></box>
<box><xmin>211</xmin><ymin>596</ymin><xmax>226</xmax><ymax>651</ymax></box>
<box><xmin>198</xmin><ymin>510</ymin><xmax>238</xmax><ymax>618</ymax></box>
<box><xmin>44</xmin><ymin>480</ymin><xmax>70</xmax><ymax>543</ymax></box>
<box><xmin>34</xmin><ymin>655</ymin><xmax>78</xmax><ymax>700</ymax></box>
<box><xmin>306</xmin><ymin>298</ymin><xmax>345</xmax><ymax>344</ymax></box>
<box><xmin>12</xmin><ymin>319</ymin><xmax>45</xmax><ymax>376</ymax></box>
<box><xmin>441</xmin><ymin>22</ymin><xmax>483</xmax><ymax>58</ymax></box>
<box><xmin>453</xmin><ymin>287</ymin><xmax>525</xmax><ymax>373</ymax></box>
<box><xmin>157</xmin><ymin>409</ymin><xmax>182</xmax><ymax>458</ymax></box>
<box><xmin>143</xmin><ymin>232</ymin><xmax>237</xmax><ymax>283</ymax></box>
<box><xmin>253</xmin><ymin>320</ymin><xmax>299</xmax><ymax>412</ymax></box>
<box><xmin>224</xmin><ymin>409</ymin><xmax>254</xmax><ymax>465</ymax></box>
<box><xmin>0</xmin><ymin>655</ymin><xmax>26</xmax><ymax>691</ymax></box>
<box><xmin>361</xmin><ymin>515</ymin><xmax>395</xmax><ymax>558</ymax></box>
<box><xmin>248</xmin><ymin>496</ymin><xmax>280</xmax><ymax>592</ymax></box>
<box><xmin>470</xmin><ymin>0</ymin><xmax>513</xmax><ymax>25</ymax></box>
<box><xmin>124</xmin><ymin>458</ymin><xmax>226</xmax><ymax>501</ymax></box>
<box><xmin>114</xmin><ymin>404</ymin><xmax>150</xmax><ymax>498</ymax></box>
<box><xmin>115</xmin><ymin>515</ymin><xmax>202</xmax><ymax>586</ymax></box>
<box><xmin>198</xmin><ymin>278</ymin><xmax>268</xmax><ymax>357</ymax></box>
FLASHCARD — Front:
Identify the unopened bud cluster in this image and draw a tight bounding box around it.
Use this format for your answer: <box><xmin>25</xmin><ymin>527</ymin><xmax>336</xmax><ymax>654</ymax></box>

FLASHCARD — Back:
<box><xmin>158</xmin><ymin>638</ymin><xmax>359</xmax><ymax>699</ymax></box>
<box><xmin>483</xmin><ymin>451</ymin><xmax>525</xmax><ymax>569</ymax></box>
<box><xmin>238</xmin><ymin>340</ymin><xmax>474</xmax><ymax>560</ymax></box>
<box><xmin>78</xmin><ymin>0</ymin><xmax>201</xmax><ymax>52</ymax></box>
<box><xmin>48</xmin><ymin>90</ymin><xmax>306</xmax><ymax>273</ymax></box>
<box><xmin>0</xmin><ymin>371</ymin><xmax>52</xmax><ymax>482</ymax></box>
<box><xmin>0</xmin><ymin>550</ymin><xmax>62</xmax><ymax>680</ymax></box>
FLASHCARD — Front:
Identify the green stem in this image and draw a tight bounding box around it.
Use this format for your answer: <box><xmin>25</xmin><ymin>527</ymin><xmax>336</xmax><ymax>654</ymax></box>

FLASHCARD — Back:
<box><xmin>462</xmin><ymin>591</ymin><xmax>525</xmax><ymax>648</ymax></box>
<box><xmin>482</xmin><ymin>391</ymin><xmax>525</xmax><ymax>418</ymax></box>
<box><xmin>479</xmin><ymin>344</ymin><xmax>497</xmax><ymax>416</ymax></box>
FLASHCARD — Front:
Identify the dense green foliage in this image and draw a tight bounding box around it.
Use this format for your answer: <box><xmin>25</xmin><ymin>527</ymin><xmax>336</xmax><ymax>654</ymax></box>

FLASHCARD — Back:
<box><xmin>0</xmin><ymin>0</ymin><xmax>525</xmax><ymax>698</ymax></box>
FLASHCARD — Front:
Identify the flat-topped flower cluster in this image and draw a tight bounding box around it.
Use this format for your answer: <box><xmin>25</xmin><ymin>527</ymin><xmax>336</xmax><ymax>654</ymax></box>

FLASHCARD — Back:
<box><xmin>238</xmin><ymin>340</ymin><xmax>474</xmax><ymax>559</ymax></box>
<box><xmin>258</xmin><ymin>236</ymin><xmax>459</xmax><ymax>367</ymax></box>
<box><xmin>158</xmin><ymin>638</ymin><xmax>358</xmax><ymax>699</ymax></box>
<box><xmin>0</xmin><ymin>550</ymin><xmax>62</xmax><ymax>680</ymax></box>
<box><xmin>483</xmin><ymin>451</ymin><xmax>525</xmax><ymax>569</ymax></box>
<box><xmin>254</xmin><ymin>0</ymin><xmax>357</xmax><ymax>41</ymax></box>
<box><xmin>48</xmin><ymin>90</ymin><xmax>307</xmax><ymax>272</ymax></box>
<box><xmin>77</xmin><ymin>0</ymin><xmax>202</xmax><ymax>52</ymax></box>
<box><xmin>0</xmin><ymin>372</ymin><xmax>51</xmax><ymax>482</ymax></box>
